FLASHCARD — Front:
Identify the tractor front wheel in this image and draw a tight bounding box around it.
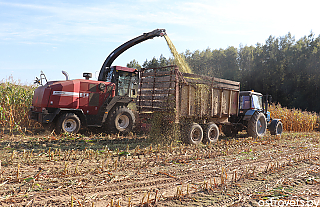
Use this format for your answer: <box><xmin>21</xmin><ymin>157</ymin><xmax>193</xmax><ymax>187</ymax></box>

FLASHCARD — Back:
<box><xmin>269</xmin><ymin>119</ymin><xmax>283</xmax><ymax>135</ymax></box>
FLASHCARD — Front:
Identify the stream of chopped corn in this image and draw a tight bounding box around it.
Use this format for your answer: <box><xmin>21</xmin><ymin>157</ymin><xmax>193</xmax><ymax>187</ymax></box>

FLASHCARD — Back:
<box><xmin>164</xmin><ymin>35</ymin><xmax>192</xmax><ymax>74</ymax></box>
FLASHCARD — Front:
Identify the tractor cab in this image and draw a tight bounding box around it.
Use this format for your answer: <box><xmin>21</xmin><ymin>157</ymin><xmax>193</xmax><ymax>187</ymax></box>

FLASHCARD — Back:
<box><xmin>239</xmin><ymin>91</ymin><xmax>263</xmax><ymax>112</ymax></box>
<box><xmin>239</xmin><ymin>91</ymin><xmax>271</xmax><ymax>123</ymax></box>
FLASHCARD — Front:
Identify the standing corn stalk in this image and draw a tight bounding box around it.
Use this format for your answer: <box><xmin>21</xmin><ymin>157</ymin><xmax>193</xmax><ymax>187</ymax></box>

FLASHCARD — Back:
<box><xmin>269</xmin><ymin>103</ymin><xmax>318</xmax><ymax>132</ymax></box>
<box><xmin>0</xmin><ymin>78</ymin><xmax>38</xmax><ymax>133</ymax></box>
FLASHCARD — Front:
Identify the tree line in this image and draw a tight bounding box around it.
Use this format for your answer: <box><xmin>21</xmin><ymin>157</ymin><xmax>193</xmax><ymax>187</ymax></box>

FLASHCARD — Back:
<box><xmin>127</xmin><ymin>32</ymin><xmax>320</xmax><ymax>113</ymax></box>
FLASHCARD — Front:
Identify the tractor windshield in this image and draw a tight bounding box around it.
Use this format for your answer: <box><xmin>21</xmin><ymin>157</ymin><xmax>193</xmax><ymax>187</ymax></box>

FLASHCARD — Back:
<box><xmin>251</xmin><ymin>95</ymin><xmax>263</xmax><ymax>110</ymax></box>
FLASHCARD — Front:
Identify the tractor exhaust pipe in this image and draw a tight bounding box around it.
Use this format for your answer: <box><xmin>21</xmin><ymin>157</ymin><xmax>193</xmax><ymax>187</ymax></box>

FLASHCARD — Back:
<box><xmin>264</xmin><ymin>94</ymin><xmax>272</xmax><ymax>114</ymax></box>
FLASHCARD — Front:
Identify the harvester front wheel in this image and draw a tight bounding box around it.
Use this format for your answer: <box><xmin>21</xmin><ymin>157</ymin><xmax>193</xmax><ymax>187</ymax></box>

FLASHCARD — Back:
<box><xmin>108</xmin><ymin>106</ymin><xmax>135</xmax><ymax>134</ymax></box>
<box><xmin>247</xmin><ymin>112</ymin><xmax>267</xmax><ymax>138</ymax></box>
<box><xmin>184</xmin><ymin>123</ymin><xmax>203</xmax><ymax>145</ymax></box>
<box><xmin>56</xmin><ymin>113</ymin><xmax>81</xmax><ymax>134</ymax></box>
<box><xmin>203</xmin><ymin>122</ymin><xmax>219</xmax><ymax>144</ymax></box>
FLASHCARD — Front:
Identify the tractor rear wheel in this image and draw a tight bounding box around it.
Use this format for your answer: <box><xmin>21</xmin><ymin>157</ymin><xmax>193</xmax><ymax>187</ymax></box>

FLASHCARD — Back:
<box><xmin>247</xmin><ymin>112</ymin><xmax>267</xmax><ymax>138</ymax></box>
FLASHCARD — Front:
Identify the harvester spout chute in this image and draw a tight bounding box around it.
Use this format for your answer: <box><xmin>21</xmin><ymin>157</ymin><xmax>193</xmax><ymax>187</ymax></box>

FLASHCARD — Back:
<box><xmin>98</xmin><ymin>29</ymin><xmax>166</xmax><ymax>81</ymax></box>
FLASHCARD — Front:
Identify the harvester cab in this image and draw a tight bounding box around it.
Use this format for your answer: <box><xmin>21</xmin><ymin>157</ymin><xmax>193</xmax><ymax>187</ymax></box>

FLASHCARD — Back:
<box><xmin>104</xmin><ymin>66</ymin><xmax>139</xmax><ymax>97</ymax></box>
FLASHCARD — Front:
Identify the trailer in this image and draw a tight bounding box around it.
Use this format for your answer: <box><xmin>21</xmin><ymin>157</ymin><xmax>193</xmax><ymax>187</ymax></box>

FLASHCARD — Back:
<box><xmin>137</xmin><ymin>65</ymin><xmax>240</xmax><ymax>144</ymax></box>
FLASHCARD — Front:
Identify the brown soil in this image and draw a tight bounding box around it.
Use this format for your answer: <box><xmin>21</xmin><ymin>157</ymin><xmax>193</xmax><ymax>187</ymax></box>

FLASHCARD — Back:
<box><xmin>0</xmin><ymin>132</ymin><xmax>319</xmax><ymax>207</ymax></box>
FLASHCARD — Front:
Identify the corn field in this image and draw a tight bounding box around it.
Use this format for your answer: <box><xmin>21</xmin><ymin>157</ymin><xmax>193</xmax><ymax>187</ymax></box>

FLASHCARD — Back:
<box><xmin>0</xmin><ymin>131</ymin><xmax>319</xmax><ymax>206</ymax></box>
<box><xmin>269</xmin><ymin>103</ymin><xmax>319</xmax><ymax>132</ymax></box>
<box><xmin>0</xmin><ymin>78</ymin><xmax>38</xmax><ymax>132</ymax></box>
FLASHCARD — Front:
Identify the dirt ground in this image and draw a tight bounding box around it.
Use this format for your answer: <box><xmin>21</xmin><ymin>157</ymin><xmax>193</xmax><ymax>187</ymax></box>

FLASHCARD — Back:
<box><xmin>0</xmin><ymin>131</ymin><xmax>319</xmax><ymax>207</ymax></box>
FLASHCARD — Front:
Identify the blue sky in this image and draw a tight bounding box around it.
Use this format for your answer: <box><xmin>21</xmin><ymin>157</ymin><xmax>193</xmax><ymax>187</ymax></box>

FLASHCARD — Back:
<box><xmin>1</xmin><ymin>0</ymin><xmax>319</xmax><ymax>84</ymax></box>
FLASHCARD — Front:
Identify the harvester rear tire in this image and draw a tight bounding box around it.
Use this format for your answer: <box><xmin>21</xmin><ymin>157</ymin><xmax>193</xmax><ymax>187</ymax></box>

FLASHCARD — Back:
<box><xmin>203</xmin><ymin>122</ymin><xmax>219</xmax><ymax>144</ymax></box>
<box><xmin>247</xmin><ymin>112</ymin><xmax>267</xmax><ymax>138</ymax></box>
<box><xmin>56</xmin><ymin>113</ymin><xmax>81</xmax><ymax>134</ymax></box>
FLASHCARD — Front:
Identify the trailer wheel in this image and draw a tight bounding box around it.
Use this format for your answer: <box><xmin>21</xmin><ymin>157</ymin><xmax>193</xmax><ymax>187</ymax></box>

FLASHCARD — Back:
<box><xmin>184</xmin><ymin>123</ymin><xmax>203</xmax><ymax>145</ymax></box>
<box><xmin>203</xmin><ymin>122</ymin><xmax>219</xmax><ymax>144</ymax></box>
<box><xmin>108</xmin><ymin>106</ymin><xmax>135</xmax><ymax>134</ymax></box>
<box><xmin>56</xmin><ymin>113</ymin><xmax>81</xmax><ymax>134</ymax></box>
<box><xmin>247</xmin><ymin>112</ymin><xmax>267</xmax><ymax>138</ymax></box>
<box><xmin>269</xmin><ymin>119</ymin><xmax>283</xmax><ymax>135</ymax></box>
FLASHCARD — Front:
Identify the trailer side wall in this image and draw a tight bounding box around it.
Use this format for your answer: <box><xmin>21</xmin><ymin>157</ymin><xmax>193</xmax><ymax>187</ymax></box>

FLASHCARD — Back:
<box><xmin>137</xmin><ymin>66</ymin><xmax>240</xmax><ymax>124</ymax></box>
